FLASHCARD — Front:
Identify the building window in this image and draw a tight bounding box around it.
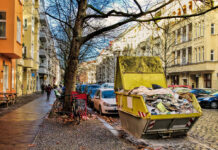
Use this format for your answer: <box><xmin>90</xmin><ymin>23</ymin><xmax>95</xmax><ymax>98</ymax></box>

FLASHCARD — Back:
<box><xmin>188</xmin><ymin>23</ymin><xmax>192</xmax><ymax>40</ymax></box>
<box><xmin>17</xmin><ymin>17</ymin><xmax>21</xmax><ymax>43</ymax></box>
<box><xmin>202</xmin><ymin>21</ymin><xmax>204</xmax><ymax>36</ymax></box>
<box><xmin>23</xmin><ymin>46</ymin><xmax>27</xmax><ymax>58</ymax></box>
<box><xmin>0</xmin><ymin>12</ymin><xmax>6</xmax><ymax>38</ymax></box>
<box><xmin>204</xmin><ymin>74</ymin><xmax>211</xmax><ymax>88</ymax></box>
<box><xmin>210</xmin><ymin>50</ymin><xmax>214</xmax><ymax>61</ymax></box>
<box><xmin>24</xmin><ymin>18</ymin><xmax>27</xmax><ymax>29</ymax></box>
<box><xmin>19</xmin><ymin>0</ymin><xmax>23</xmax><ymax>4</ymax></box>
<box><xmin>198</xmin><ymin>22</ymin><xmax>201</xmax><ymax>37</ymax></box>
<box><xmin>195</xmin><ymin>48</ymin><xmax>197</xmax><ymax>62</ymax></box>
<box><xmin>12</xmin><ymin>68</ymin><xmax>14</xmax><ymax>89</ymax></box>
<box><xmin>195</xmin><ymin>23</ymin><xmax>197</xmax><ymax>38</ymax></box>
<box><xmin>189</xmin><ymin>1</ymin><xmax>192</xmax><ymax>10</ymax></box>
<box><xmin>199</xmin><ymin>47</ymin><xmax>201</xmax><ymax>62</ymax></box>
<box><xmin>202</xmin><ymin>47</ymin><xmax>204</xmax><ymax>61</ymax></box>
<box><xmin>3</xmin><ymin>65</ymin><xmax>9</xmax><ymax>92</ymax></box>
<box><xmin>178</xmin><ymin>8</ymin><xmax>181</xmax><ymax>16</ymax></box>
<box><xmin>183</xmin><ymin>5</ymin><xmax>187</xmax><ymax>14</ymax></box>
<box><xmin>171</xmin><ymin>75</ymin><xmax>179</xmax><ymax>85</ymax></box>
<box><xmin>211</xmin><ymin>23</ymin><xmax>215</xmax><ymax>35</ymax></box>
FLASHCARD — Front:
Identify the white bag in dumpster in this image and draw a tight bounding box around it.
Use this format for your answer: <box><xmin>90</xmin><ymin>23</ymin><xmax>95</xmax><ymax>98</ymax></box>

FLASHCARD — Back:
<box><xmin>122</xmin><ymin>86</ymin><xmax>198</xmax><ymax>115</ymax></box>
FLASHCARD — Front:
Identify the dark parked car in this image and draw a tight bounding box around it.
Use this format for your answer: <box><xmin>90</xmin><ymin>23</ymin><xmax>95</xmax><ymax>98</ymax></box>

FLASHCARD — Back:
<box><xmin>190</xmin><ymin>89</ymin><xmax>210</xmax><ymax>98</ymax></box>
<box><xmin>198</xmin><ymin>92</ymin><xmax>218</xmax><ymax>109</ymax></box>
<box><xmin>85</xmin><ymin>84</ymin><xmax>100</xmax><ymax>95</ymax></box>
<box><xmin>76</xmin><ymin>84</ymin><xmax>81</xmax><ymax>92</ymax></box>
<box><xmin>80</xmin><ymin>84</ymin><xmax>88</xmax><ymax>93</ymax></box>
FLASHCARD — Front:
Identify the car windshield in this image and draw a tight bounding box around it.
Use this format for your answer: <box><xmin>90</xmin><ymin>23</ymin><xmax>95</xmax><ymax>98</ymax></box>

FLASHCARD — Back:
<box><xmin>101</xmin><ymin>83</ymin><xmax>114</xmax><ymax>88</ymax></box>
<box><xmin>90</xmin><ymin>85</ymin><xmax>100</xmax><ymax>88</ymax></box>
<box><xmin>102</xmin><ymin>91</ymin><xmax>115</xmax><ymax>98</ymax></box>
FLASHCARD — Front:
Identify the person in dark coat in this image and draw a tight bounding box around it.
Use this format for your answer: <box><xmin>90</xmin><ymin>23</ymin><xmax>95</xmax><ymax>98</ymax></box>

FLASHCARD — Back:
<box><xmin>45</xmin><ymin>84</ymin><xmax>52</xmax><ymax>100</ymax></box>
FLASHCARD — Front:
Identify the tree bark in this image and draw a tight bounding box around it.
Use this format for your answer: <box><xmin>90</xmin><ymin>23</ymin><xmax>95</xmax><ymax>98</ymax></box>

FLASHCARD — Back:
<box><xmin>63</xmin><ymin>0</ymin><xmax>87</xmax><ymax>112</ymax></box>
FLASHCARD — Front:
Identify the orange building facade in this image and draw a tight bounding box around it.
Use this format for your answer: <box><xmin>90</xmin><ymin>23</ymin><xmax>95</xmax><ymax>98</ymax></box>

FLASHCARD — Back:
<box><xmin>0</xmin><ymin>0</ymin><xmax>23</xmax><ymax>93</ymax></box>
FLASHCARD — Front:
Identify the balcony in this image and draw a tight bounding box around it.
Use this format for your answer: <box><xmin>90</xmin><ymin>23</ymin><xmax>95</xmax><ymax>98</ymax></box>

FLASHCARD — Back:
<box><xmin>23</xmin><ymin>58</ymin><xmax>34</xmax><ymax>68</ymax></box>
<box><xmin>33</xmin><ymin>61</ymin><xmax>39</xmax><ymax>70</ymax></box>
<box><xmin>169</xmin><ymin>61</ymin><xmax>217</xmax><ymax>74</ymax></box>
<box><xmin>39</xmin><ymin>49</ymin><xmax>48</xmax><ymax>58</ymax></box>
<box><xmin>40</xmin><ymin>32</ymin><xmax>47</xmax><ymax>42</ymax></box>
<box><xmin>39</xmin><ymin>67</ymin><xmax>48</xmax><ymax>74</ymax></box>
<box><xmin>17</xmin><ymin>59</ymin><xmax>24</xmax><ymax>66</ymax></box>
<box><xmin>40</xmin><ymin>14</ymin><xmax>47</xmax><ymax>26</ymax></box>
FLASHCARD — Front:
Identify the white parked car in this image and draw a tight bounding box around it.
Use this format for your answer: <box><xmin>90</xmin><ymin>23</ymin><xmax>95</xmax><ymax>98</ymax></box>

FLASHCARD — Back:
<box><xmin>100</xmin><ymin>83</ymin><xmax>114</xmax><ymax>89</ymax></box>
<box><xmin>93</xmin><ymin>88</ymin><xmax>117</xmax><ymax>115</ymax></box>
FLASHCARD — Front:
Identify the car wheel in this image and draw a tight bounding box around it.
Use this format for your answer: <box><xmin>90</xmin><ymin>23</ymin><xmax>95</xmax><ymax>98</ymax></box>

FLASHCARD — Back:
<box><xmin>211</xmin><ymin>102</ymin><xmax>218</xmax><ymax>109</ymax></box>
<box><xmin>99</xmin><ymin>105</ymin><xmax>103</xmax><ymax>115</ymax></box>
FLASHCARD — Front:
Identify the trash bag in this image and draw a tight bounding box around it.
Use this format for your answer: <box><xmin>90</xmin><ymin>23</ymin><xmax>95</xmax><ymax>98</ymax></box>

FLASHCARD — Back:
<box><xmin>152</xmin><ymin>84</ymin><xmax>162</xmax><ymax>89</ymax></box>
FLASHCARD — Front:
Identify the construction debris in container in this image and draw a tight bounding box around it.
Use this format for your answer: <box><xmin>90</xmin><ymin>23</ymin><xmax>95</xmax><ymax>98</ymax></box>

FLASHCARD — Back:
<box><xmin>121</xmin><ymin>86</ymin><xmax>198</xmax><ymax>115</ymax></box>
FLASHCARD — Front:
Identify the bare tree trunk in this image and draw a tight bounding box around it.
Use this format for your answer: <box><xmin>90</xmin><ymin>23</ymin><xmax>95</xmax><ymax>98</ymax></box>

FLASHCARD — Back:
<box><xmin>64</xmin><ymin>41</ymin><xmax>80</xmax><ymax>112</ymax></box>
<box><xmin>63</xmin><ymin>0</ymin><xmax>87</xmax><ymax>112</ymax></box>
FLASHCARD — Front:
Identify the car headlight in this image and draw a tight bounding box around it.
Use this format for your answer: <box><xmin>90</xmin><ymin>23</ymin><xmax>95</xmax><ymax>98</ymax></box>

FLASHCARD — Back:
<box><xmin>103</xmin><ymin>102</ymin><xmax>111</xmax><ymax>106</ymax></box>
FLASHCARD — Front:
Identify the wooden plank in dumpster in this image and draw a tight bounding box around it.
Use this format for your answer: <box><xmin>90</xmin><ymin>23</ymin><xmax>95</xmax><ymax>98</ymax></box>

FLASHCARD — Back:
<box><xmin>115</xmin><ymin>56</ymin><xmax>167</xmax><ymax>91</ymax></box>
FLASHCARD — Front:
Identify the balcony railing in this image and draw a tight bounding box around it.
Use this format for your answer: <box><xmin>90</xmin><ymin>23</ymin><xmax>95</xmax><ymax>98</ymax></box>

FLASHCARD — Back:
<box><xmin>39</xmin><ymin>67</ymin><xmax>48</xmax><ymax>74</ymax></box>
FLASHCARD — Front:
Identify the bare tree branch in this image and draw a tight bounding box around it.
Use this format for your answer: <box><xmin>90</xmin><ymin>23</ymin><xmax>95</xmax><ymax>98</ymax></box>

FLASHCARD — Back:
<box><xmin>133</xmin><ymin>0</ymin><xmax>143</xmax><ymax>13</ymax></box>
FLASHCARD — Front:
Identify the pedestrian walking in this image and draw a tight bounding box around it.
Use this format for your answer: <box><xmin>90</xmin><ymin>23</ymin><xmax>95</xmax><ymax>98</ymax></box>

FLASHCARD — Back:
<box><xmin>41</xmin><ymin>83</ymin><xmax>45</xmax><ymax>94</ymax></box>
<box><xmin>45</xmin><ymin>84</ymin><xmax>52</xmax><ymax>100</ymax></box>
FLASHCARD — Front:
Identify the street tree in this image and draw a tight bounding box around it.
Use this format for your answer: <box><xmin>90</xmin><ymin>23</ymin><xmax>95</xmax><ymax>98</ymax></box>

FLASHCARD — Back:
<box><xmin>145</xmin><ymin>19</ymin><xmax>178</xmax><ymax>77</ymax></box>
<box><xmin>45</xmin><ymin>0</ymin><xmax>218</xmax><ymax>112</ymax></box>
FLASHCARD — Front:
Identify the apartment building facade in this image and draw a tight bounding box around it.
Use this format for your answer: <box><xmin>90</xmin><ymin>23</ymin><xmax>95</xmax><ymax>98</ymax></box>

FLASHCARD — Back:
<box><xmin>142</xmin><ymin>0</ymin><xmax>218</xmax><ymax>89</ymax></box>
<box><xmin>168</xmin><ymin>9</ymin><xmax>218</xmax><ymax>89</ymax></box>
<box><xmin>16</xmin><ymin>0</ymin><xmax>40</xmax><ymax>95</ymax></box>
<box><xmin>77</xmin><ymin>60</ymin><xmax>97</xmax><ymax>84</ymax></box>
<box><xmin>95</xmin><ymin>23</ymin><xmax>152</xmax><ymax>84</ymax></box>
<box><xmin>0</xmin><ymin>0</ymin><xmax>23</xmax><ymax>93</ymax></box>
<box><xmin>38</xmin><ymin>0</ymin><xmax>60</xmax><ymax>87</ymax></box>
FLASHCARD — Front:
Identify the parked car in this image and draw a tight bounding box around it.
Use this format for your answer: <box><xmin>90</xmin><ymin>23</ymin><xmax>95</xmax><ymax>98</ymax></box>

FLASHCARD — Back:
<box><xmin>76</xmin><ymin>84</ymin><xmax>81</xmax><ymax>92</ymax></box>
<box><xmin>80</xmin><ymin>84</ymin><xmax>88</xmax><ymax>93</ymax></box>
<box><xmin>85</xmin><ymin>84</ymin><xmax>100</xmax><ymax>95</ymax></box>
<box><xmin>93</xmin><ymin>88</ymin><xmax>117</xmax><ymax>115</ymax></box>
<box><xmin>190</xmin><ymin>89</ymin><xmax>210</xmax><ymax>98</ymax></box>
<box><xmin>173</xmin><ymin>88</ymin><xmax>191</xmax><ymax>93</ymax></box>
<box><xmin>168</xmin><ymin>85</ymin><xmax>192</xmax><ymax>89</ymax></box>
<box><xmin>201</xmin><ymin>88</ymin><xmax>218</xmax><ymax>94</ymax></box>
<box><xmin>100</xmin><ymin>83</ymin><xmax>114</xmax><ymax>89</ymax></box>
<box><xmin>198</xmin><ymin>92</ymin><xmax>218</xmax><ymax>109</ymax></box>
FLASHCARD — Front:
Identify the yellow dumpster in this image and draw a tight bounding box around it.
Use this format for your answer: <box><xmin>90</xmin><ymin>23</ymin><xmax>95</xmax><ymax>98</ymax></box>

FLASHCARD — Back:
<box><xmin>115</xmin><ymin>56</ymin><xmax>202</xmax><ymax>138</ymax></box>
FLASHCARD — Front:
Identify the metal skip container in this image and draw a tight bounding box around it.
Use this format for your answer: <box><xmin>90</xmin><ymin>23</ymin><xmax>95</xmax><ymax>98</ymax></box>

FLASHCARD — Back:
<box><xmin>114</xmin><ymin>56</ymin><xmax>202</xmax><ymax>138</ymax></box>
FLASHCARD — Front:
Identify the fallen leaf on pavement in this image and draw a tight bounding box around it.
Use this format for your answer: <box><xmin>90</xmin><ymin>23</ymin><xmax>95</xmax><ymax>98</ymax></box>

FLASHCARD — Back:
<box><xmin>79</xmin><ymin>146</ymin><xmax>86</xmax><ymax>150</ymax></box>
<box><xmin>28</xmin><ymin>144</ymin><xmax>36</xmax><ymax>147</ymax></box>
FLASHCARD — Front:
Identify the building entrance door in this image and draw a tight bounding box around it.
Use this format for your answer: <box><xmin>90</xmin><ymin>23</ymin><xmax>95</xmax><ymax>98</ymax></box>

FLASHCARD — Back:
<box><xmin>195</xmin><ymin>77</ymin><xmax>199</xmax><ymax>88</ymax></box>
<box><xmin>3</xmin><ymin>65</ymin><xmax>8</xmax><ymax>92</ymax></box>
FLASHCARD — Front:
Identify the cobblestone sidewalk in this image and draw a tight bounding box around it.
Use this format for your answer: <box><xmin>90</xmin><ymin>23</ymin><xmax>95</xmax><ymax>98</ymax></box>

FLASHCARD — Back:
<box><xmin>30</xmin><ymin>118</ymin><xmax>136</xmax><ymax>150</ymax></box>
